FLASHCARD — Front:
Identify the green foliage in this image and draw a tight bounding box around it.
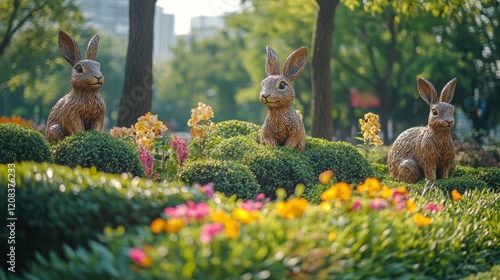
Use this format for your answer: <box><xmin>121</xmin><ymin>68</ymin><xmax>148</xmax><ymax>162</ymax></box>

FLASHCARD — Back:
<box><xmin>179</xmin><ymin>159</ymin><xmax>261</xmax><ymax>200</ymax></box>
<box><xmin>436</xmin><ymin>176</ymin><xmax>488</xmax><ymax>194</ymax></box>
<box><xmin>0</xmin><ymin>123</ymin><xmax>51</xmax><ymax>163</ymax></box>
<box><xmin>304</xmin><ymin>137</ymin><xmax>375</xmax><ymax>184</ymax></box>
<box><xmin>207</xmin><ymin>135</ymin><xmax>261</xmax><ymax>161</ymax></box>
<box><xmin>210</xmin><ymin>120</ymin><xmax>261</xmax><ymax>139</ymax></box>
<box><xmin>52</xmin><ymin>131</ymin><xmax>144</xmax><ymax>177</ymax></box>
<box><xmin>22</xmin><ymin>182</ymin><xmax>500</xmax><ymax>279</ymax></box>
<box><xmin>242</xmin><ymin>146</ymin><xmax>316</xmax><ymax>198</ymax></box>
<box><xmin>452</xmin><ymin>165</ymin><xmax>500</xmax><ymax>191</ymax></box>
<box><xmin>0</xmin><ymin>162</ymin><xmax>208</xmax><ymax>275</ymax></box>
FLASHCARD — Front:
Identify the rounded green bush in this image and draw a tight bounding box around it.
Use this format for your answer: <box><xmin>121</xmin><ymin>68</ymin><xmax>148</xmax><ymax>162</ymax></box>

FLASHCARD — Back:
<box><xmin>208</xmin><ymin>135</ymin><xmax>262</xmax><ymax>161</ymax></box>
<box><xmin>475</xmin><ymin>167</ymin><xmax>500</xmax><ymax>191</ymax></box>
<box><xmin>52</xmin><ymin>131</ymin><xmax>144</xmax><ymax>176</ymax></box>
<box><xmin>242</xmin><ymin>146</ymin><xmax>316</xmax><ymax>198</ymax></box>
<box><xmin>436</xmin><ymin>176</ymin><xmax>488</xmax><ymax>194</ymax></box>
<box><xmin>210</xmin><ymin>120</ymin><xmax>261</xmax><ymax>139</ymax></box>
<box><xmin>0</xmin><ymin>123</ymin><xmax>52</xmax><ymax>163</ymax></box>
<box><xmin>303</xmin><ymin>137</ymin><xmax>375</xmax><ymax>184</ymax></box>
<box><xmin>179</xmin><ymin>159</ymin><xmax>260</xmax><ymax>199</ymax></box>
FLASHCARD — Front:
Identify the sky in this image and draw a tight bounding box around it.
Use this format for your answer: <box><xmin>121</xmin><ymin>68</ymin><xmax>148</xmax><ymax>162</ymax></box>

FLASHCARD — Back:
<box><xmin>157</xmin><ymin>0</ymin><xmax>241</xmax><ymax>35</ymax></box>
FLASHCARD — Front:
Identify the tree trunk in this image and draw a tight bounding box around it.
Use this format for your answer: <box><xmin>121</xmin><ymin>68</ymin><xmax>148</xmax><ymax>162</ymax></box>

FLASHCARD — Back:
<box><xmin>310</xmin><ymin>0</ymin><xmax>339</xmax><ymax>140</ymax></box>
<box><xmin>117</xmin><ymin>0</ymin><xmax>156</xmax><ymax>127</ymax></box>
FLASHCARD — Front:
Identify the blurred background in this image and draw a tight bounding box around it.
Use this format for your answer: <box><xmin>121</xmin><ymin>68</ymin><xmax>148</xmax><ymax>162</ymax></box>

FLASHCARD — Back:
<box><xmin>1</xmin><ymin>0</ymin><xmax>499</xmax><ymax>164</ymax></box>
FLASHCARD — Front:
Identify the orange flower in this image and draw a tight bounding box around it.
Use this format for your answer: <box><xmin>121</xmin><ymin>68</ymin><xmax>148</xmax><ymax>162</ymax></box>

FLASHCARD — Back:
<box><xmin>165</xmin><ymin>218</ymin><xmax>185</xmax><ymax>234</ymax></box>
<box><xmin>223</xmin><ymin>218</ymin><xmax>240</xmax><ymax>239</ymax></box>
<box><xmin>356</xmin><ymin>177</ymin><xmax>381</xmax><ymax>197</ymax></box>
<box><xmin>412</xmin><ymin>213</ymin><xmax>431</xmax><ymax>227</ymax></box>
<box><xmin>451</xmin><ymin>189</ymin><xmax>463</xmax><ymax>201</ymax></box>
<box><xmin>318</xmin><ymin>170</ymin><xmax>335</xmax><ymax>185</ymax></box>
<box><xmin>321</xmin><ymin>182</ymin><xmax>352</xmax><ymax>201</ymax></box>
<box><xmin>406</xmin><ymin>199</ymin><xmax>417</xmax><ymax>213</ymax></box>
<box><xmin>277</xmin><ymin>198</ymin><xmax>308</xmax><ymax>219</ymax></box>
<box><xmin>150</xmin><ymin>218</ymin><xmax>165</xmax><ymax>234</ymax></box>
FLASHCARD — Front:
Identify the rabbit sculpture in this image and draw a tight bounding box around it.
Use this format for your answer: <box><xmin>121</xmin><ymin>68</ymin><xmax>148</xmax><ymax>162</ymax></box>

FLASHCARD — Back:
<box><xmin>45</xmin><ymin>30</ymin><xmax>106</xmax><ymax>143</ymax></box>
<box><xmin>387</xmin><ymin>77</ymin><xmax>457</xmax><ymax>183</ymax></box>
<box><xmin>260</xmin><ymin>46</ymin><xmax>308</xmax><ymax>152</ymax></box>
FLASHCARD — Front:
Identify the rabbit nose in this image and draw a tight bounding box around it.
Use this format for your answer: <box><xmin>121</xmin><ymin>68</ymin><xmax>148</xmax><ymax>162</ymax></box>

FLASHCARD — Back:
<box><xmin>95</xmin><ymin>76</ymin><xmax>104</xmax><ymax>84</ymax></box>
<box><xmin>445</xmin><ymin>120</ymin><xmax>454</xmax><ymax>126</ymax></box>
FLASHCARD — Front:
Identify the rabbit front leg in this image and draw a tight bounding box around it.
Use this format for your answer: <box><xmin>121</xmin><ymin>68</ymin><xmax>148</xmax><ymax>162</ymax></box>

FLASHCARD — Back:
<box><xmin>422</xmin><ymin>163</ymin><xmax>437</xmax><ymax>182</ymax></box>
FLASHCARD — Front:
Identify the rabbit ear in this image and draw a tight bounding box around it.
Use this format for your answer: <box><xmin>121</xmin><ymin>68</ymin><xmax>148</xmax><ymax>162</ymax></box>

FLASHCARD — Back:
<box><xmin>265</xmin><ymin>46</ymin><xmax>281</xmax><ymax>76</ymax></box>
<box><xmin>85</xmin><ymin>34</ymin><xmax>100</xmax><ymax>60</ymax></box>
<box><xmin>282</xmin><ymin>46</ymin><xmax>308</xmax><ymax>82</ymax></box>
<box><xmin>439</xmin><ymin>78</ymin><xmax>456</xmax><ymax>103</ymax></box>
<box><xmin>58</xmin><ymin>30</ymin><xmax>82</xmax><ymax>66</ymax></box>
<box><xmin>417</xmin><ymin>77</ymin><xmax>438</xmax><ymax>105</ymax></box>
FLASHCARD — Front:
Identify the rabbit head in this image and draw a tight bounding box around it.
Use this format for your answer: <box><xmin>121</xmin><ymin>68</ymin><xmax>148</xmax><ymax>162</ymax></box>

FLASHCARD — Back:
<box><xmin>260</xmin><ymin>46</ymin><xmax>308</xmax><ymax>109</ymax></box>
<box><xmin>58</xmin><ymin>30</ymin><xmax>104</xmax><ymax>92</ymax></box>
<box><xmin>417</xmin><ymin>77</ymin><xmax>456</xmax><ymax>131</ymax></box>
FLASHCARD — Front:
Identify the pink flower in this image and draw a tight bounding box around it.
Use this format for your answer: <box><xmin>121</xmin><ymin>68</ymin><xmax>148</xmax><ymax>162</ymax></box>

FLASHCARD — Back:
<box><xmin>139</xmin><ymin>146</ymin><xmax>153</xmax><ymax>177</ymax></box>
<box><xmin>369</xmin><ymin>198</ymin><xmax>388</xmax><ymax>210</ymax></box>
<box><xmin>350</xmin><ymin>199</ymin><xmax>362</xmax><ymax>211</ymax></box>
<box><xmin>199</xmin><ymin>183</ymin><xmax>215</xmax><ymax>198</ymax></box>
<box><xmin>164</xmin><ymin>204</ymin><xmax>188</xmax><ymax>218</ymax></box>
<box><xmin>241</xmin><ymin>200</ymin><xmax>264</xmax><ymax>212</ymax></box>
<box><xmin>129</xmin><ymin>247</ymin><xmax>147</xmax><ymax>264</ymax></box>
<box><xmin>185</xmin><ymin>200</ymin><xmax>211</xmax><ymax>221</ymax></box>
<box><xmin>199</xmin><ymin>222</ymin><xmax>224</xmax><ymax>244</ymax></box>
<box><xmin>170</xmin><ymin>135</ymin><xmax>189</xmax><ymax>165</ymax></box>
<box><xmin>423</xmin><ymin>202</ymin><xmax>443</xmax><ymax>213</ymax></box>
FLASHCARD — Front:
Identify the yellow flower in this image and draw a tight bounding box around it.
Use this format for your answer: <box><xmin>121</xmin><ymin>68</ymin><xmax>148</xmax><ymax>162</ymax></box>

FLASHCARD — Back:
<box><xmin>232</xmin><ymin>208</ymin><xmax>254</xmax><ymax>224</ymax></box>
<box><xmin>359</xmin><ymin>112</ymin><xmax>383</xmax><ymax>146</ymax></box>
<box><xmin>295</xmin><ymin>110</ymin><xmax>303</xmax><ymax>120</ymax></box>
<box><xmin>211</xmin><ymin>210</ymin><xmax>231</xmax><ymax>223</ymax></box>
<box><xmin>276</xmin><ymin>198</ymin><xmax>308</xmax><ymax>219</ymax></box>
<box><xmin>319</xmin><ymin>201</ymin><xmax>332</xmax><ymax>212</ymax></box>
<box><xmin>165</xmin><ymin>218</ymin><xmax>185</xmax><ymax>234</ymax></box>
<box><xmin>379</xmin><ymin>185</ymin><xmax>393</xmax><ymax>199</ymax></box>
<box><xmin>412</xmin><ymin>213</ymin><xmax>431</xmax><ymax>227</ymax></box>
<box><xmin>406</xmin><ymin>199</ymin><xmax>417</xmax><ymax>213</ymax></box>
<box><xmin>190</xmin><ymin>126</ymin><xmax>203</xmax><ymax>139</ymax></box>
<box><xmin>328</xmin><ymin>232</ymin><xmax>336</xmax><ymax>241</ymax></box>
<box><xmin>223</xmin><ymin>218</ymin><xmax>240</xmax><ymax>239</ymax></box>
<box><xmin>356</xmin><ymin>177</ymin><xmax>381</xmax><ymax>197</ymax></box>
<box><xmin>321</xmin><ymin>182</ymin><xmax>352</xmax><ymax>201</ymax></box>
<box><xmin>150</xmin><ymin>218</ymin><xmax>165</xmax><ymax>234</ymax></box>
<box><xmin>451</xmin><ymin>189</ymin><xmax>463</xmax><ymax>201</ymax></box>
<box><xmin>318</xmin><ymin>170</ymin><xmax>335</xmax><ymax>185</ymax></box>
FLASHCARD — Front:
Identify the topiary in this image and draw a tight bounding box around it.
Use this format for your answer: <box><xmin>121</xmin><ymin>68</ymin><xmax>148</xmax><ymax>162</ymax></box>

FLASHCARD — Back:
<box><xmin>473</xmin><ymin>167</ymin><xmax>500</xmax><ymax>191</ymax></box>
<box><xmin>52</xmin><ymin>130</ymin><xmax>144</xmax><ymax>176</ymax></box>
<box><xmin>207</xmin><ymin>135</ymin><xmax>262</xmax><ymax>161</ymax></box>
<box><xmin>0</xmin><ymin>123</ymin><xmax>52</xmax><ymax>163</ymax></box>
<box><xmin>179</xmin><ymin>159</ymin><xmax>261</xmax><ymax>199</ymax></box>
<box><xmin>303</xmin><ymin>137</ymin><xmax>375</xmax><ymax>184</ymax></box>
<box><xmin>436</xmin><ymin>176</ymin><xmax>488</xmax><ymax>195</ymax></box>
<box><xmin>242</xmin><ymin>146</ymin><xmax>316</xmax><ymax>198</ymax></box>
<box><xmin>210</xmin><ymin>120</ymin><xmax>261</xmax><ymax>139</ymax></box>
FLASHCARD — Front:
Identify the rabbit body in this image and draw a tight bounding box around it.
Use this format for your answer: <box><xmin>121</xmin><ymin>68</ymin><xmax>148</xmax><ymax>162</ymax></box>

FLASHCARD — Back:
<box><xmin>260</xmin><ymin>46</ymin><xmax>308</xmax><ymax>152</ymax></box>
<box><xmin>387</xmin><ymin>78</ymin><xmax>457</xmax><ymax>183</ymax></box>
<box><xmin>45</xmin><ymin>30</ymin><xmax>106</xmax><ymax>143</ymax></box>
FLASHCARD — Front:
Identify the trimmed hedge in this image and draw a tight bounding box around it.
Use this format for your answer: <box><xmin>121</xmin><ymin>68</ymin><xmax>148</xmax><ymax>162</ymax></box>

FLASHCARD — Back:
<box><xmin>52</xmin><ymin>130</ymin><xmax>144</xmax><ymax>177</ymax></box>
<box><xmin>179</xmin><ymin>159</ymin><xmax>260</xmax><ymax>199</ymax></box>
<box><xmin>207</xmin><ymin>135</ymin><xmax>262</xmax><ymax>161</ymax></box>
<box><xmin>0</xmin><ymin>162</ymin><xmax>208</xmax><ymax>275</ymax></box>
<box><xmin>0</xmin><ymin>123</ymin><xmax>51</xmax><ymax>164</ymax></box>
<box><xmin>242</xmin><ymin>146</ymin><xmax>316</xmax><ymax>198</ymax></box>
<box><xmin>303</xmin><ymin>137</ymin><xmax>375</xmax><ymax>184</ymax></box>
<box><xmin>436</xmin><ymin>176</ymin><xmax>488</xmax><ymax>195</ymax></box>
<box><xmin>209</xmin><ymin>120</ymin><xmax>261</xmax><ymax>139</ymax></box>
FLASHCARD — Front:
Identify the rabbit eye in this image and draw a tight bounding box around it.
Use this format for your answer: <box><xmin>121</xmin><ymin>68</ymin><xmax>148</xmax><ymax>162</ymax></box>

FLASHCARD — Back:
<box><xmin>75</xmin><ymin>64</ymin><xmax>83</xmax><ymax>73</ymax></box>
<box><xmin>279</xmin><ymin>81</ymin><xmax>286</xmax><ymax>90</ymax></box>
<box><xmin>432</xmin><ymin>109</ymin><xmax>438</xmax><ymax>116</ymax></box>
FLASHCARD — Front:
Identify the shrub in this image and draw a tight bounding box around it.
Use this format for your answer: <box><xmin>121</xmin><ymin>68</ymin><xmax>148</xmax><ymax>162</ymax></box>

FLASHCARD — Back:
<box><xmin>179</xmin><ymin>159</ymin><xmax>261</xmax><ymax>199</ymax></box>
<box><xmin>23</xmin><ymin>181</ymin><xmax>500</xmax><ymax>279</ymax></box>
<box><xmin>207</xmin><ymin>135</ymin><xmax>262</xmax><ymax>161</ymax></box>
<box><xmin>436</xmin><ymin>176</ymin><xmax>488</xmax><ymax>194</ymax></box>
<box><xmin>0</xmin><ymin>123</ymin><xmax>51</xmax><ymax>164</ymax></box>
<box><xmin>210</xmin><ymin>120</ymin><xmax>261</xmax><ymax>139</ymax></box>
<box><xmin>52</xmin><ymin>130</ymin><xmax>144</xmax><ymax>176</ymax></box>
<box><xmin>475</xmin><ymin>167</ymin><xmax>500</xmax><ymax>191</ymax></box>
<box><xmin>304</xmin><ymin>137</ymin><xmax>375</xmax><ymax>184</ymax></box>
<box><xmin>0</xmin><ymin>162</ymin><xmax>208</xmax><ymax>275</ymax></box>
<box><xmin>242</xmin><ymin>146</ymin><xmax>316</xmax><ymax>198</ymax></box>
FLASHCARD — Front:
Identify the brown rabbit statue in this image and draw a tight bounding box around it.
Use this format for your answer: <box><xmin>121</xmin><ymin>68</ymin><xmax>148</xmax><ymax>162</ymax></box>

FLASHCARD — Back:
<box><xmin>387</xmin><ymin>77</ymin><xmax>457</xmax><ymax>183</ymax></box>
<box><xmin>260</xmin><ymin>46</ymin><xmax>308</xmax><ymax>152</ymax></box>
<box><xmin>45</xmin><ymin>30</ymin><xmax>106</xmax><ymax>143</ymax></box>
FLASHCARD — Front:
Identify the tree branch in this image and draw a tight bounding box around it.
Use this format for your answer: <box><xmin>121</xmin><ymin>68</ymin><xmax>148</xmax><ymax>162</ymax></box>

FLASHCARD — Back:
<box><xmin>332</xmin><ymin>53</ymin><xmax>377</xmax><ymax>88</ymax></box>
